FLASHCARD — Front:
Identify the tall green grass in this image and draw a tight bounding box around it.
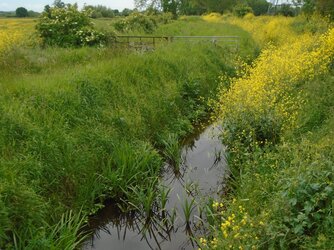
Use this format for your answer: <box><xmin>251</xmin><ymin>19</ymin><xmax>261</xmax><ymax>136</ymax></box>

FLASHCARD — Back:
<box><xmin>0</xmin><ymin>18</ymin><xmax>256</xmax><ymax>248</ymax></box>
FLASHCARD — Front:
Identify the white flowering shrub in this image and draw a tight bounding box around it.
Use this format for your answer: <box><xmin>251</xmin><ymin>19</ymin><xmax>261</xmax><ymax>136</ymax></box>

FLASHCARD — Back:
<box><xmin>36</xmin><ymin>4</ymin><xmax>107</xmax><ymax>47</ymax></box>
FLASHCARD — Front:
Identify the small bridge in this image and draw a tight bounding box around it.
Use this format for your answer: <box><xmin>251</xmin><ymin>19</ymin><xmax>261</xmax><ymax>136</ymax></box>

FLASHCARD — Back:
<box><xmin>111</xmin><ymin>35</ymin><xmax>240</xmax><ymax>51</ymax></box>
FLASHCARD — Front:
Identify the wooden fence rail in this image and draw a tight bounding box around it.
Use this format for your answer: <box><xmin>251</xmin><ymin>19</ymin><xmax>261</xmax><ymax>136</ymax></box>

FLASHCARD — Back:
<box><xmin>112</xmin><ymin>35</ymin><xmax>240</xmax><ymax>51</ymax></box>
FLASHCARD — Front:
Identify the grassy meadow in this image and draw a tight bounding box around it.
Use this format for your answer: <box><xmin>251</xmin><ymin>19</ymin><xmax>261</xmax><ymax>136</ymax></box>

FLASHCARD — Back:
<box><xmin>0</xmin><ymin>16</ymin><xmax>256</xmax><ymax>249</ymax></box>
<box><xmin>0</xmin><ymin>12</ymin><xmax>333</xmax><ymax>250</ymax></box>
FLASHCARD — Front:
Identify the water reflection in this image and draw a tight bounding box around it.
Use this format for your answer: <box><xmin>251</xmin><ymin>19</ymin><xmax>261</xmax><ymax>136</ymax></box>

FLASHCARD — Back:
<box><xmin>83</xmin><ymin>125</ymin><xmax>227</xmax><ymax>250</ymax></box>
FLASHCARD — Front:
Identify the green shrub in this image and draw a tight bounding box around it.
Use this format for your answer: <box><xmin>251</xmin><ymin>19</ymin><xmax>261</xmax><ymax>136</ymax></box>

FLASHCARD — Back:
<box><xmin>36</xmin><ymin>3</ymin><xmax>107</xmax><ymax>47</ymax></box>
<box><xmin>155</xmin><ymin>12</ymin><xmax>174</xmax><ymax>24</ymax></box>
<box><xmin>233</xmin><ymin>4</ymin><xmax>253</xmax><ymax>17</ymax></box>
<box><xmin>113</xmin><ymin>12</ymin><xmax>173</xmax><ymax>34</ymax></box>
<box><xmin>114</xmin><ymin>12</ymin><xmax>158</xmax><ymax>33</ymax></box>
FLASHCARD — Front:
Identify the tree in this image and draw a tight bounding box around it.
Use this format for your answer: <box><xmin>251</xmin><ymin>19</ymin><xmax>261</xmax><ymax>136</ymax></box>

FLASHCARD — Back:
<box><xmin>233</xmin><ymin>3</ymin><xmax>253</xmax><ymax>17</ymax></box>
<box><xmin>16</xmin><ymin>7</ymin><xmax>28</xmax><ymax>17</ymax></box>
<box><xmin>135</xmin><ymin>0</ymin><xmax>244</xmax><ymax>15</ymax></box>
<box><xmin>316</xmin><ymin>0</ymin><xmax>334</xmax><ymax>17</ymax></box>
<box><xmin>121</xmin><ymin>8</ymin><xmax>133</xmax><ymax>16</ymax></box>
<box><xmin>113</xmin><ymin>9</ymin><xmax>120</xmax><ymax>16</ymax></box>
<box><xmin>53</xmin><ymin>0</ymin><xmax>65</xmax><ymax>8</ymax></box>
<box><xmin>247</xmin><ymin>0</ymin><xmax>269</xmax><ymax>15</ymax></box>
<box><xmin>84</xmin><ymin>5</ymin><xmax>115</xmax><ymax>18</ymax></box>
<box><xmin>135</xmin><ymin>0</ymin><xmax>156</xmax><ymax>10</ymax></box>
<box><xmin>178</xmin><ymin>0</ymin><xmax>193</xmax><ymax>15</ymax></box>
<box><xmin>161</xmin><ymin>0</ymin><xmax>178</xmax><ymax>15</ymax></box>
<box><xmin>302</xmin><ymin>0</ymin><xmax>316</xmax><ymax>15</ymax></box>
<box><xmin>301</xmin><ymin>0</ymin><xmax>334</xmax><ymax>18</ymax></box>
<box><xmin>278</xmin><ymin>4</ymin><xmax>295</xmax><ymax>16</ymax></box>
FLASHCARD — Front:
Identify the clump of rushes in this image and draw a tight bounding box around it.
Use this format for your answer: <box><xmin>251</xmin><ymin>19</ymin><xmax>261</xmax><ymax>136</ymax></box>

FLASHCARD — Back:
<box><xmin>126</xmin><ymin>180</ymin><xmax>177</xmax><ymax>242</ymax></box>
<box><xmin>160</xmin><ymin>133</ymin><xmax>182</xmax><ymax>172</ymax></box>
<box><xmin>180</xmin><ymin>197</ymin><xmax>196</xmax><ymax>230</ymax></box>
<box><xmin>47</xmin><ymin>210</ymin><xmax>88</xmax><ymax>249</ymax></box>
<box><xmin>101</xmin><ymin>141</ymin><xmax>162</xmax><ymax>204</ymax></box>
<box><xmin>158</xmin><ymin>185</ymin><xmax>171</xmax><ymax>218</ymax></box>
<box><xmin>126</xmin><ymin>177</ymin><xmax>159</xmax><ymax>221</ymax></box>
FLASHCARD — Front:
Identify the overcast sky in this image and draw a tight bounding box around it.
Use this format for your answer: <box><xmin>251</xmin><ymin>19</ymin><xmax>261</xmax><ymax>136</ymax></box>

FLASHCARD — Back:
<box><xmin>0</xmin><ymin>0</ymin><xmax>135</xmax><ymax>12</ymax></box>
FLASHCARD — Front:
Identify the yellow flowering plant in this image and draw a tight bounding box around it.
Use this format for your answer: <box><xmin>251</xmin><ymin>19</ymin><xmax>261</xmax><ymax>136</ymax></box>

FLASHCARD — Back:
<box><xmin>198</xmin><ymin>200</ymin><xmax>265</xmax><ymax>250</ymax></box>
<box><xmin>200</xmin><ymin>14</ymin><xmax>334</xmax><ymax>249</ymax></box>
<box><xmin>215</xmin><ymin>27</ymin><xmax>334</xmax><ymax>147</ymax></box>
<box><xmin>0</xmin><ymin>31</ymin><xmax>22</xmax><ymax>56</ymax></box>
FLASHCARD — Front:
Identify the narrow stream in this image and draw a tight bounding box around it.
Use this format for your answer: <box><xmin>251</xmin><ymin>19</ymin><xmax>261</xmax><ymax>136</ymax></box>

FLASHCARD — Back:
<box><xmin>83</xmin><ymin>125</ymin><xmax>228</xmax><ymax>250</ymax></box>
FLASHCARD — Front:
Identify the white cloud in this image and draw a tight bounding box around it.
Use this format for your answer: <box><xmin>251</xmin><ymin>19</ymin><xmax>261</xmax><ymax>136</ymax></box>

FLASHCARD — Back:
<box><xmin>0</xmin><ymin>3</ymin><xmax>10</xmax><ymax>8</ymax></box>
<box><xmin>76</xmin><ymin>0</ymin><xmax>135</xmax><ymax>10</ymax></box>
<box><xmin>25</xmin><ymin>3</ymin><xmax>45</xmax><ymax>12</ymax></box>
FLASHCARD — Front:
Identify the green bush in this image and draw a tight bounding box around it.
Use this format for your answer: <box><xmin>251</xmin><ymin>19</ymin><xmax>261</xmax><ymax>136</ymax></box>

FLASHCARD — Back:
<box><xmin>233</xmin><ymin>4</ymin><xmax>253</xmax><ymax>17</ymax></box>
<box><xmin>113</xmin><ymin>12</ymin><xmax>158</xmax><ymax>33</ymax></box>
<box><xmin>113</xmin><ymin>12</ymin><xmax>173</xmax><ymax>34</ymax></box>
<box><xmin>84</xmin><ymin>5</ymin><xmax>115</xmax><ymax>19</ymax></box>
<box><xmin>155</xmin><ymin>12</ymin><xmax>174</xmax><ymax>24</ymax></box>
<box><xmin>36</xmin><ymin>4</ymin><xmax>107</xmax><ymax>47</ymax></box>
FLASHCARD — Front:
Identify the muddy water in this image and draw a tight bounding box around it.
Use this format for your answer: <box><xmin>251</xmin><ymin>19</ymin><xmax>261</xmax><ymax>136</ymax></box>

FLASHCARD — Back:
<box><xmin>83</xmin><ymin>125</ymin><xmax>228</xmax><ymax>250</ymax></box>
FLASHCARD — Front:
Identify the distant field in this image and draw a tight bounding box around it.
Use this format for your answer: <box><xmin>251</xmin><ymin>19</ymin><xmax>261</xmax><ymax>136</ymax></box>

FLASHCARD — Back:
<box><xmin>0</xmin><ymin>18</ymin><xmax>36</xmax><ymax>34</ymax></box>
<box><xmin>0</xmin><ymin>16</ymin><xmax>250</xmax><ymax>39</ymax></box>
<box><xmin>0</xmin><ymin>18</ymin><xmax>116</xmax><ymax>40</ymax></box>
<box><xmin>0</xmin><ymin>18</ymin><xmax>37</xmax><ymax>54</ymax></box>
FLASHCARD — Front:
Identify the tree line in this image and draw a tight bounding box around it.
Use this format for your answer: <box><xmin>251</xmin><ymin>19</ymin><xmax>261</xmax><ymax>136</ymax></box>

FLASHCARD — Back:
<box><xmin>12</xmin><ymin>0</ymin><xmax>133</xmax><ymax>19</ymax></box>
<box><xmin>0</xmin><ymin>8</ymin><xmax>39</xmax><ymax>18</ymax></box>
<box><xmin>135</xmin><ymin>0</ymin><xmax>272</xmax><ymax>16</ymax></box>
<box><xmin>9</xmin><ymin>0</ymin><xmax>334</xmax><ymax>19</ymax></box>
<box><xmin>135</xmin><ymin>0</ymin><xmax>334</xmax><ymax>18</ymax></box>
